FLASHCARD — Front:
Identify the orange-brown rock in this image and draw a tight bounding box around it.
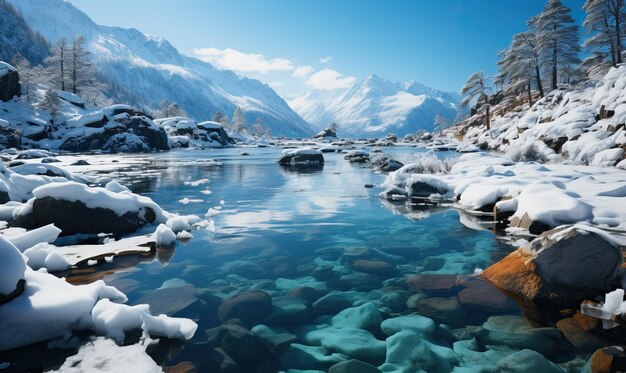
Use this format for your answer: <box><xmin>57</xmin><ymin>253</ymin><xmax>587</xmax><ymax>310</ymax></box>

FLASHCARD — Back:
<box><xmin>482</xmin><ymin>226</ymin><xmax>622</xmax><ymax>303</ymax></box>
<box><xmin>588</xmin><ymin>346</ymin><xmax>626</xmax><ymax>373</ymax></box>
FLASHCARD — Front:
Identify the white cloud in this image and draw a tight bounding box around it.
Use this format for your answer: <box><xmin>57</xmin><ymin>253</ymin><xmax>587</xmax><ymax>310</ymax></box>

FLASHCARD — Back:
<box><xmin>320</xmin><ymin>56</ymin><xmax>333</xmax><ymax>64</ymax></box>
<box><xmin>268</xmin><ymin>81</ymin><xmax>285</xmax><ymax>89</ymax></box>
<box><xmin>192</xmin><ymin>47</ymin><xmax>294</xmax><ymax>74</ymax></box>
<box><xmin>292</xmin><ymin>65</ymin><xmax>314</xmax><ymax>78</ymax></box>
<box><xmin>306</xmin><ymin>69</ymin><xmax>356</xmax><ymax>90</ymax></box>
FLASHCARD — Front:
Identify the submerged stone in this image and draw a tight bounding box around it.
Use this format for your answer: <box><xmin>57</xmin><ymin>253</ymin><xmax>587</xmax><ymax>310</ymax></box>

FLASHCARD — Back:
<box><xmin>217</xmin><ymin>290</ymin><xmax>273</xmax><ymax>326</ymax></box>
<box><xmin>330</xmin><ymin>303</ymin><xmax>382</xmax><ymax>332</ymax></box>
<box><xmin>328</xmin><ymin>359</ymin><xmax>381</xmax><ymax>373</ymax></box>
<box><xmin>496</xmin><ymin>349</ymin><xmax>564</xmax><ymax>373</ymax></box>
<box><xmin>380</xmin><ymin>315</ymin><xmax>436</xmax><ymax>337</ymax></box>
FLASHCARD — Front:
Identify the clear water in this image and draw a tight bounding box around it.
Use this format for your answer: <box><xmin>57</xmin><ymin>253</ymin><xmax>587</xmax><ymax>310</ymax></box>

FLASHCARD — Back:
<box><xmin>5</xmin><ymin>147</ymin><xmax>589</xmax><ymax>371</ymax></box>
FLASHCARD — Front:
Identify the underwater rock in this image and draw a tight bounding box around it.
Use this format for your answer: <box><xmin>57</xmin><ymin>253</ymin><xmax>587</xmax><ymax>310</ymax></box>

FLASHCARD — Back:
<box><xmin>380</xmin><ymin>331</ymin><xmax>461</xmax><ymax>372</ymax></box>
<box><xmin>328</xmin><ymin>359</ymin><xmax>381</xmax><ymax>373</ymax></box>
<box><xmin>279</xmin><ymin>343</ymin><xmax>347</xmax><ymax>371</ymax></box>
<box><xmin>205</xmin><ymin>319</ymin><xmax>258</xmax><ymax>362</ymax></box>
<box><xmin>298</xmin><ymin>326</ymin><xmax>386</xmax><ymax>362</ymax></box>
<box><xmin>330</xmin><ymin>303</ymin><xmax>382</xmax><ymax>332</ymax></box>
<box><xmin>264</xmin><ymin>296</ymin><xmax>311</xmax><ymax>326</ymax></box>
<box><xmin>407</xmin><ymin>274</ymin><xmax>461</xmax><ymax>297</ymax></box>
<box><xmin>482</xmin><ymin>226</ymin><xmax>622</xmax><ymax>303</ymax></box>
<box><xmin>312</xmin><ymin>291</ymin><xmax>363</xmax><ymax>315</ymax></box>
<box><xmin>414</xmin><ymin>297</ymin><xmax>467</xmax><ymax>326</ymax></box>
<box><xmin>496</xmin><ymin>349</ymin><xmax>564</xmax><ymax>373</ymax></box>
<box><xmin>349</xmin><ymin>259</ymin><xmax>398</xmax><ymax>277</ymax></box>
<box><xmin>251</xmin><ymin>324</ymin><xmax>296</xmax><ymax>355</ymax></box>
<box><xmin>218</xmin><ymin>290</ymin><xmax>273</xmax><ymax>326</ymax></box>
<box><xmin>287</xmin><ymin>286</ymin><xmax>325</xmax><ymax>307</ymax></box>
<box><xmin>456</xmin><ymin>276</ymin><xmax>517</xmax><ymax>314</ymax></box>
<box><xmin>339</xmin><ymin>272</ymin><xmax>383</xmax><ymax>291</ymax></box>
<box><xmin>380</xmin><ymin>315</ymin><xmax>436</xmax><ymax>337</ymax></box>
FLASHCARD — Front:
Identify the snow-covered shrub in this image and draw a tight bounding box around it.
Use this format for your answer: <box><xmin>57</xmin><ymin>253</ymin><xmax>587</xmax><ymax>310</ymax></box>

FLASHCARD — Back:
<box><xmin>403</xmin><ymin>153</ymin><xmax>456</xmax><ymax>174</ymax></box>
<box><xmin>507</xmin><ymin>143</ymin><xmax>549</xmax><ymax>163</ymax></box>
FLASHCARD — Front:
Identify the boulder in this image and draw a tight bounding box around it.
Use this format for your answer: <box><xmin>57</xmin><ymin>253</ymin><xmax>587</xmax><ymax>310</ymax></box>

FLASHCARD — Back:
<box><xmin>350</xmin><ymin>259</ymin><xmax>398</xmax><ymax>277</ymax></box>
<box><xmin>60</xmin><ymin>115</ymin><xmax>169</xmax><ymax>152</ymax></box>
<box><xmin>585</xmin><ymin>346</ymin><xmax>626</xmax><ymax>373</ymax></box>
<box><xmin>13</xmin><ymin>197</ymin><xmax>156</xmax><ymax>235</ymax></box>
<box><xmin>407</xmin><ymin>180</ymin><xmax>447</xmax><ymax>198</ymax></box>
<box><xmin>482</xmin><ymin>226</ymin><xmax>622</xmax><ymax>303</ymax></box>
<box><xmin>509</xmin><ymin>212</ymin><xmax>552</xmax><ymax>235</ymax></box>
<box><xmin>217</xmin><ymin>290</ymin><xmax>273</xmax><ymax>326</ymax></box>
<box><xmin>331</xmin><ymin>303</ymin><xmax>382</xmax><ymax>332</ymax></box>
<box><xmin>251</xmin><ymin>324</ymin><xmax>296</xmax><ymax>355</ymax></box>
<box><xmin>0</xmin><ymin>62</ymin><xmax>20</xmax><ymax>102</ymax></box>
<box><xmin>313</xmin><ymin>127</ymin><xmax>337</xmax><ymax>139</ymax></box>
<box><xmin>278</xmin><ymin>149</ymin><xmax>324</xmax><ymax>167</ymax></box>
<box><xmin>456</xmin><ymin>276</ymin><xmax>517</xmax><ymax>314</ymax></box>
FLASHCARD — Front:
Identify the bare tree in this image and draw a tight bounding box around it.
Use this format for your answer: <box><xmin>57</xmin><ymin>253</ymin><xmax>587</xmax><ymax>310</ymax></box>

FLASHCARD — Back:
<box><xmin>155</xmin><ymin>99</ymin><xmax>186</xmax><ymax>118</ymax></box>
<box><xmin>44</xmin><ymin>37</ymin><xmax>68</xmax><ymax>91</ymax></box>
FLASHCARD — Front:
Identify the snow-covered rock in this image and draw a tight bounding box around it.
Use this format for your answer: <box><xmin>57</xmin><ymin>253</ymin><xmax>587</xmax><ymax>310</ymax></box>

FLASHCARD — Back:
<box><xmin>156</xmin><ymin>117</ymin><xmax>234</xmax><ymax>148</ymax></box>
<box><xmin>278</xmin><ymin>148</ymin><xmax>324</xmax><ymax>167</ymax></box>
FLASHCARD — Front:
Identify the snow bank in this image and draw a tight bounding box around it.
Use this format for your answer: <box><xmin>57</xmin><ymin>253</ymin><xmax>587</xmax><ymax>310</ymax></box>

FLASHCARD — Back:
<box><xmin>0</xmin><ymin>235</ymin><xmax>26</xmax><ymax>295</ymax></box>
<box><xmin>53</xmin><ymin>337</ymin><xmax>161</xmax><ymax>373</ymax></box>
<box><xmin>23</xmin><ymin>243</ymin><xmax>70</xmax><ymax>272</ymax></box>
<box><xmin>381</xmin><ymin>152</ymin><xmax>626</xmax><ymax>231</ymax></box>
<box><xmin>4</xmin><ymin>224</ymin><xmax>61</xmax><ymax>252</ymax></box>
<box><xmin>90</xmin><ymin>299</ymin><xmax>197</xmax><ymax>341</ymax></box>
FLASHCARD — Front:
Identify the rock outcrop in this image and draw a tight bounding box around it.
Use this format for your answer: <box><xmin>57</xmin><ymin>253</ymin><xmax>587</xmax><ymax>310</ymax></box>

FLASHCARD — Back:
<box><xmin>0</xmin><ymin>62</ymin><xmax>20</xmax><ymax>102</ymax></box>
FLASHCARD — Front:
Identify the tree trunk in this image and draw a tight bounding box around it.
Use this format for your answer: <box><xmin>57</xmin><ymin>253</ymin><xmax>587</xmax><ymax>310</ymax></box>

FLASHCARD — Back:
<box><xmin>485</xmin><ymin>103</ymin><xmax>490</xmax><ymax>130</ymax></box>
<box><xmin>527</xmin><ymin>81</ymin><xmax>533</xmax><ymax>108</ymax></box>
<box><xmin>552</xmin><ymin>38</ymin><xmax>558</xmax><ymax>90</ymax></box>
<box><xmin>535</xmin><ymin>64</ymin><xmax>544</xmax><ymax>98</ymax></box>
<box><xmin>617</xmin><ymin>3</ymin><xmax>623</xmax><ymax>65</ymax></box>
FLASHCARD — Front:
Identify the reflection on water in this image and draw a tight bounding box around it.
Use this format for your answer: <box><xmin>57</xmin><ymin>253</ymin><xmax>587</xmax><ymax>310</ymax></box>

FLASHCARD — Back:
<box><xmin>24</xmin><ymin>147</ymin><xmax>588</xmax><ymax>371</ymax></box>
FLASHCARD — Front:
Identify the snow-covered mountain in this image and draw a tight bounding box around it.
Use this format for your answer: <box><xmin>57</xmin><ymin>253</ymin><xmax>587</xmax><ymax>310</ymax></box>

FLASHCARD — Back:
<box><xmin>0</xmin><ymin>0</ymin><xmax>49</xmax><ymax>65</ymax></box>
<box><xmin>8</xmin><ymin>0</ymin><xmax>313</xmax><ymax>137</ymax></box>
<box><xmin>289</xmin><ymin>75</ymin><xmax>461</xmax><ymax>137</ymax></box>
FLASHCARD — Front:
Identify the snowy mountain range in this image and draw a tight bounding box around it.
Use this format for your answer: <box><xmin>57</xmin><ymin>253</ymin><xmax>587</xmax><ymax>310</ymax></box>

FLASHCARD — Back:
<box><xmin>289</xmin><ymin>75</ymin><xmax>462</xmax><ymax>137</ymax></box>
<box><xmin>7</xmin><ymin>0</ymin><xmax>313</xmax><ymax>137</ymax></box>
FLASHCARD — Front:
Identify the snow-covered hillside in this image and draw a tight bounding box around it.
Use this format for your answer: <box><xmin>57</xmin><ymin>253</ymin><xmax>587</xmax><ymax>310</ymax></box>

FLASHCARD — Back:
<box><xmin>8</xmin><ymin>0</ymin><xmax>313</xmax><ymax>138</ymax></box>
<box><xmin>289</xmin><ymin>75</ymin><xmax>461</xmax><ymax>137</ymax></box>
<box><xmin>456</xmin><ymin>65</ymin><xmax>626</xmax><ymax>168</ymax></box>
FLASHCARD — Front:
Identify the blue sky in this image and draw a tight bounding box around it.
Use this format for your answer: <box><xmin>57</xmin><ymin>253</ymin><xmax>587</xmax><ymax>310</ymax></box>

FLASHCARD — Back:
<box><xmin>68</xmin><ymin>0</ymin><xmax>586</xmax><ymax>96</ymax></box>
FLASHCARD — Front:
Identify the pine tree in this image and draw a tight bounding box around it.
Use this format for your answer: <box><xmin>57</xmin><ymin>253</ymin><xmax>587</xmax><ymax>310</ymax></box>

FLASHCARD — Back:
<box><xmin>536</xmin><ymin>0</ymin><xmax>581</xmax><ymax>90</ymax></box>
<box><xmin>582</xmin><ymin>0</ymin><xmax>625</xmax><ymax>76</ymax></box>
<box><xmin>231</xmin><ymin>106</ymin><xmax>248</xmax><ymax>134</ymax></box>
<box><xmin>44</xmin><ymin>37</ymin><xmax>68</xmax><ymax>91</ymax></box>
<box><xmin>460</xmin><ymin>72</ymin><xmax>491</xmax><ymax>130</ymax></box>
<box><xmin>498</xmin><ymin>30</ymin><xmax>543</xmax><ymax>107</ymax></box>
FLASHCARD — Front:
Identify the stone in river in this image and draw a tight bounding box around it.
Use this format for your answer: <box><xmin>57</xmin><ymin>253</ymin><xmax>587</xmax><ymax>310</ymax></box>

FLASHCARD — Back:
<box><xmin>406</xmin><ymin>274</ymin><xmax>461</xmax><ymax>297</ymax></box>
<box><xmin>331</xmin><ymin>303</ymin><xmax>382</xmax><ymax>332</ymax></box>
<box><xmin>329</xmin><ymin>359</ymin><xmax>381</xmax><ymax>373</ymax></box>
<box><xmin>380</xmin><ymin>315</ymin><xmax>436</xmax><ymax>337</ymax></box>
<box><xmin>205</xmin><ymin>319</ymin><xmax>258</xmax><ymax>362</ymax></box>
<box><xmin>217</xmin><ymin>290</ymin><xmax>273</xmax><ymax>326</ymax></box>
<box><xmin>350</xmin><ymin>259</ymin><xmax>398</xmax><ymax>277</ymax></box>
<box><xmin>456</xmin><ymin>276</ymin><xmax>517</xmax><ymax>314</ymax></box>
<box><xmin>251</xmin><ymin>324</ymin><xmax>296</xmax><ymax>355</ymax></box>
<box><xmin>585</xmin><ymin>346</ymin><xmax>626</xmax><ymax>373</ymax></box>
<box><xmin>496</xmin><ymin>349</ymin><xmax>564</xmax><ymax>373</ymax></box>
<box><xmin>339</xmin><ymin>272</ymin><xmax>383</xmax><ymax>291</ymax></box>
<box><xmin>414</xmin><ymin>297</ymin><xmax>467</xmax><ymax>326</ymax></box>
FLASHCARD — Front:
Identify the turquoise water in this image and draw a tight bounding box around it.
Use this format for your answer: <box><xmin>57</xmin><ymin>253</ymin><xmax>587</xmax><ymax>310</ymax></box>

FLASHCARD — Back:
<box><xmin>5</xmin><ymin>147</ymin><xmax>589</xmax><ymax>371</ymax></box>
